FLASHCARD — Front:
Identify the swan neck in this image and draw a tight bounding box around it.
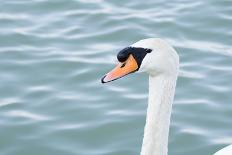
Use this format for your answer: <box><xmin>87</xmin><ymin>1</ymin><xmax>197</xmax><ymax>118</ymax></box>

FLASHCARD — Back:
<box><xmin>140</xmin><ymin>74</ymin><xmax>177</xmax><ymax>155</ymax></box>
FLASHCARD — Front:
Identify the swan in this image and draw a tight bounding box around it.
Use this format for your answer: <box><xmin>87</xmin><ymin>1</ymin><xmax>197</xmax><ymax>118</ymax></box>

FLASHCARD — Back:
<box><xmin>101</xmin><ymin>38</ymin><xmax>232</xmax><ymax>155</ymax></box>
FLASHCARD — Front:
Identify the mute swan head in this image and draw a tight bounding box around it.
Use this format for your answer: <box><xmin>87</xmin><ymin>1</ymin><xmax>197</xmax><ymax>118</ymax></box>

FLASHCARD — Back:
<box><xmin>101</xmin><ymin>38</ymin><xmax>179</xmax><ymax>83</ymax></box>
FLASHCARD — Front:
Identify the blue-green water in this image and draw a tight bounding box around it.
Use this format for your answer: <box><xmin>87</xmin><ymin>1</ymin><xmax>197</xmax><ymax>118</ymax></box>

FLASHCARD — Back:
<box><xmin>0</xmin><ymin>0</ymin><xmax>232</xmax><ymax>155</ymax></box>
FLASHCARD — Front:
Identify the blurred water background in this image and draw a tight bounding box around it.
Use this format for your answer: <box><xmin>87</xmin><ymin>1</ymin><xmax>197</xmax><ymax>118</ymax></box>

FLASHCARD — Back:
<box><xmin>0</xmin><ymin>0</ymin><xmax>232</xmax><ymax>155</ymax></box>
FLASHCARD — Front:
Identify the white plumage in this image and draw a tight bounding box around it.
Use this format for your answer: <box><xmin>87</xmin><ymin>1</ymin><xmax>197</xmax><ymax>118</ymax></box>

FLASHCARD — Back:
<box><xmin>131</xmin><ymin>38</ymin><xmax>231</xmax><ymax>155</ymax></box>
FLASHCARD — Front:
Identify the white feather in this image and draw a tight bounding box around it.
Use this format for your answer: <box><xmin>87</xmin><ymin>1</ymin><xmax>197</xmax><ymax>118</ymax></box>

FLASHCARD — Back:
<box><xmin>130</xmin><ymin>38</ymin><xmax>231</xmax><ymax>155</ymax></box>
<box><xmin>133</xmin><ymin>38</ymin><xmax>178</xmax><ymax>155</ymax></box>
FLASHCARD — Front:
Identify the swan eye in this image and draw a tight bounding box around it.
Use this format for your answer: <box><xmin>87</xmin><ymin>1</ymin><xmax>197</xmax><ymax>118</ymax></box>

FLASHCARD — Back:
<box><xmin>120</xmin><ymin>62</ymin><xmax>126</xmax><ymax>68</ymax></box>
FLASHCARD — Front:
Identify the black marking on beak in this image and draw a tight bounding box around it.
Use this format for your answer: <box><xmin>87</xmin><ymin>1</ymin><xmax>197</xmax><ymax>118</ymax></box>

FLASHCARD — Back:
<box><xmin>117</xmin><ymin>47</ymin><xmax>152</xmax><ymax>70</ymax></box>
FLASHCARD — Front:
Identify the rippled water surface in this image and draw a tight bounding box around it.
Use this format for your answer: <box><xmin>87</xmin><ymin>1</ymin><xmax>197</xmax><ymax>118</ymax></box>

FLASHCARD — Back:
<box><xmin>0</xmin><ymin>0</ymin><xmax>232</xmax><ymax>155</ymax></box>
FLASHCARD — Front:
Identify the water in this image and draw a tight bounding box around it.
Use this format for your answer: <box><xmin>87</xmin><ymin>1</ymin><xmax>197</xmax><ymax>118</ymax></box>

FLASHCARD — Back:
<box><xmin>0</xmin><ymin>0</ymin><xmax>231</xmax><ymax>155</ymax></box>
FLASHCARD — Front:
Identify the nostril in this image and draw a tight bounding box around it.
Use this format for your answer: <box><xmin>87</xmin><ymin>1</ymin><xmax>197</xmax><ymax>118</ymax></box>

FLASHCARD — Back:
<box><xmin>120</xmin><ymin>62</ymin><xmax>126</xmax><ymax>68</ymax></box>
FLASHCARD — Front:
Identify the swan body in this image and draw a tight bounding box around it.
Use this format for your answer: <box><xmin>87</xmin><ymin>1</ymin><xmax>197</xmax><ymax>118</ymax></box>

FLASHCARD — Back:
<box><xmin>214</xmin><ymin>145</ymin><xmax>232</xmax><ymax>155</ymax></box>
<box><xmin>101</xmin><ymin>38</ymin><xmax>231</xmax><ymax>155</ymax></box>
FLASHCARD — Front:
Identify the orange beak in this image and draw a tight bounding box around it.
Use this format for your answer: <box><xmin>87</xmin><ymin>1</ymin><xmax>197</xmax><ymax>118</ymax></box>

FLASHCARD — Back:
<box><xmin>101</xmin><ymin>54</ymin><xmax>138</xmax><ymax>83</ymax></box>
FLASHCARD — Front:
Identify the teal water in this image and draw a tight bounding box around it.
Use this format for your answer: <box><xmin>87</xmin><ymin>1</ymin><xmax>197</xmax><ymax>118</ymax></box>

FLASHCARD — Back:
<box><xmin>0</xmin><ymin>0</ymin><xmax>232</xmax><ymax>155</ymax></box>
